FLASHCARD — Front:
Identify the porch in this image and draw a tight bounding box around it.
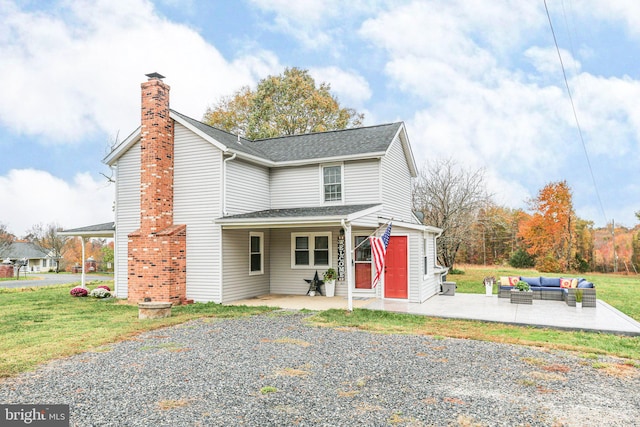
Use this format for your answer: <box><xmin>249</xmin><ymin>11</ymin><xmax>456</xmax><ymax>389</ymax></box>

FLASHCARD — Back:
<box><xmin>229</xmin><ymin>293</ymin><xmax>640</xmax><ymax>336</ymax></box>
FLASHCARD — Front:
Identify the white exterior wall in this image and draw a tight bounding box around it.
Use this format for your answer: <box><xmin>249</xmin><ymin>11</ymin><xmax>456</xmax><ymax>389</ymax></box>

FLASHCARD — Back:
<box><xmin>420</xmin><ymin>232</ymin><xmax>440</xmax><ymax>301</ymax></box>
<box><xmin>269</xmin><ymin>227</ymin><xmax>340</xmax><ymax>295</ymax></box>
<box><xmin>381</xmin><ymin>136</ymin><xmax>414</xmax><ymax>222</ymax></box>
<box><xmin>173</xmin><ymin>123</ymin><xmax>223</xmax><ymax>302</ymax></box>
<box><xmin>270</xmin><ymin>165</ymin><xmax>319</xmax><ymax>208</ymax></box>
<box><xmin>221</xmin><ymin>229</ymin><xmax>270</xmax><ymax>302</ymax></box>
<box><xmin>344</xmin><ymin>160</ymin><xmax>381</xmax><ymax>205</ymax></box>
<box><xmin>113</xmin><ymin>140</ymin><xmax>141</xmax><ymax>299</ymax></box>
<box><xmin>226</xmin><ymin>159</ymin><xmax>270</xmax><ymax>215</ymax></box>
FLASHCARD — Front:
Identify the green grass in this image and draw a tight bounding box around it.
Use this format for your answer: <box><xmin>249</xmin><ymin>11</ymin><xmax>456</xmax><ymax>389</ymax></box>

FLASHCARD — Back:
<box><xmin>2</xmin><ymin>266</ymin><xmax>639</xmax><ymax>378</ymax></box>
<box><xmin>309</xmin><ymin>308</ymin><xmax>640</xmax><ymax>360</ymax></box>
<box><xmin>449</xmin><ymin>265</ymin><xmax>640</xmax><ymax>321</ymax></box>
<box><xmin>0</xmin><ymin>282</ymin><xmax>275</xmax><ymax>378</ymax></box>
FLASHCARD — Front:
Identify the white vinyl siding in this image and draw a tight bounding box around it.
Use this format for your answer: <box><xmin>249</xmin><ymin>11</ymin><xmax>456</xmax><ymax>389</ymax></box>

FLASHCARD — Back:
<box><xmin>222</xmin><ymin>229</ymin><xmax>270</xmax><ymax>302</ymax></box>
<box><xmin>270</xmin><ymin>165</ymin><xmax>319</xmax><ymax>208</ymax></box>
<box><xmin>344</xmin><ymin>160</ymin><xmax>381</xmax><ymax>205</ymax></box>
<box><xmin>113</xmin><ymin>140</ymin><xmax>141</xmax><ymax>299</ymax></box>
<box><xmin>420</xmin><ymin>231</ymin><xmax>440</xmax><ymax>301</ymax></box>
<box><xmin>226</xmin><ymin>159</ymin><xmax>270</xmax><ymax>215</ymax></box>
<box><xmin>173</xmin><ymin>123</ymin><xmax>222</xmax><ymax>302</ymax></box>
<box><xmin>381</xmin><ymin>136</ymin><xmax>413</xmax><ymax>222</ymax></box>
<box><xmin>270</xmin><ymin>227</ymin><xmax>340</xmax><ymax>295</ymax></box>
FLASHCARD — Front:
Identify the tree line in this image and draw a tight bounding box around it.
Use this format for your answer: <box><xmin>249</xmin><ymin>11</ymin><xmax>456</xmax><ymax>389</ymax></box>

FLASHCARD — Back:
<box><xmin>413</xmin><ymin>160</ymin><xmax>637</xmax><ymax>273</ymax></box>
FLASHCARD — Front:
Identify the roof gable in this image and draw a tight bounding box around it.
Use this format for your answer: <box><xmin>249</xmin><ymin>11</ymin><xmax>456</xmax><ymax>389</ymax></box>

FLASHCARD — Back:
<box><xmin>104</xmin><ymin>111</ymin><xmax>417</xmax><ymax>171</ymax></box>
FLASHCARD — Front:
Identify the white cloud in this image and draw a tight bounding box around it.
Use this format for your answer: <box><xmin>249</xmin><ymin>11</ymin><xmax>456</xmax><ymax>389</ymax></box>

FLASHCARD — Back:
<box><xmin>308</xmin><ymin>66</ymin><xmax>372</xmax><ymax>107</ymax></box>
<box><xmin>0</xmin><ymin>0</ymin><xmax>279</xmax><ymax>144</ymax></box>
<box><xmin>0</xmin><ymin>169</ymin><xmax>114</xmax><ymax>237</ymax></box>
<box><xmin>248</xmin><ymin>0</ymin><xmax>385</xmax><ymax>51</ymax></box>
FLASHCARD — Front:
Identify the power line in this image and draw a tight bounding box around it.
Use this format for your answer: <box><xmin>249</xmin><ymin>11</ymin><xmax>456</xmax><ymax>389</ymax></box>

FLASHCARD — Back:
<box><xmin>543</xmin><ymin>0</ymin><xmax>608</xmax><ymax>224</ymax></box>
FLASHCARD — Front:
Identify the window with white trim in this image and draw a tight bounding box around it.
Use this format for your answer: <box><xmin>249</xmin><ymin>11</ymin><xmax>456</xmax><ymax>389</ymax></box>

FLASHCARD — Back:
<box><xmin>291</xmin><ymin>232</ymin><xmax>332</xmax><ymax>268</ymax></box>
<box><xmin>249</xmin><ymin>232</ymin><xmax>264</xmax><ymax>275</ymax></box>
<box><xmin>423</xmin><ymin>237</ymin><xmax>429</xmax><ymax>276</ymax></box>
<box><xmin>322</xmin><ymin>165</ymin><xmax>342</xmax><ymax>202</ymax></box>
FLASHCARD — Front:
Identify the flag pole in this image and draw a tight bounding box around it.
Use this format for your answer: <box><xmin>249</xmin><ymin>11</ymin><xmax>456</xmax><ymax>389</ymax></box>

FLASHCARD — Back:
<box><xmin>351</xmin><ymin>218</ymin><xmax>392</xmax><ymax>254</ymax></box>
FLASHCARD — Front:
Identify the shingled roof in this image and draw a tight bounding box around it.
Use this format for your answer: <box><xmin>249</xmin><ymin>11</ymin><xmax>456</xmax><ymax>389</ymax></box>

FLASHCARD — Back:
<box><xmin>105</xmin><ymin>110</ymin><xmax>409</xmax><ymax>170</ymax></box>
<box><xmin>167</xmin><ymin>111</ymin><xmax>402</xmax><ymax>163</ymax></box>
<box><xmin>1</xmin><ymin>242</ymin><xmax>49</xmax><ymax>260</ymax></box>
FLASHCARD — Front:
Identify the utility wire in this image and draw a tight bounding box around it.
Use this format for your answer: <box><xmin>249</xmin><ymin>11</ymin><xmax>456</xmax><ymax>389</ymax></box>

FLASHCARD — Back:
<box><xmin>543</xmin><ymin>0</ymin><xmax>608</xmax><ymax>224</ymax></box>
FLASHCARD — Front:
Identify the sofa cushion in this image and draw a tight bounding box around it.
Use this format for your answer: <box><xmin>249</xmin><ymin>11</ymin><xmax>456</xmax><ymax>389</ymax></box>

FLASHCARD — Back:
<box><xmin>500</xmin><ymin>276</ymin><xmax>520</xmax><ymax>287</ymax></box>
<box><xmin>540</xmin><ymin>277</ymin><xmax>561</xmax><ymax>287</ymax></box>
<box><xmin>577</xmin><ymin>281</ymin><xmax>594</xmax><ymax>288</ymax></box>
<box><xmin>520</xmin><ymin>276</ymin><xmax>541</xmax><ymax>287</ymax></box>
<box><xmin>559</xmin><ymin>278</ymin><xmax>573</xmax><ymax>288</ymax></box>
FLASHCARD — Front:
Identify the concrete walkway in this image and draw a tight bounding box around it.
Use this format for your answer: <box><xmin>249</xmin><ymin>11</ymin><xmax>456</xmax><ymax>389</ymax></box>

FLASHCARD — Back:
<box><xmin>230</xmin><ymin>293</ymin><xmax>640</xmax><ymax>336</ymax></box>
<box><xmin>365</xmin><ymin>293</ymin><xmax>640</xmax><ymax>336</ymax></box>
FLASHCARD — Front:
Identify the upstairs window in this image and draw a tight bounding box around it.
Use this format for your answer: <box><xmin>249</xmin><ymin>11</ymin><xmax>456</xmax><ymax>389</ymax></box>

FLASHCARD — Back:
<box><xmin>323</xmin><ymin>165</ymin><xmax>342</xmax><ymax>202</ymax></box>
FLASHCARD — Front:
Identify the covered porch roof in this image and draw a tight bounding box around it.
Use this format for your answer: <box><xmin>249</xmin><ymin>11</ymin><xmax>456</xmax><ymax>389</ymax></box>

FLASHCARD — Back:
<box><xmin>215</xmin><ymin>204</ymin><xmax>383</xmax><ymax>229</ymax></box>
<box><xmin>58</xmin><ymin>222</ymin><xmax>115</xmax><ymax>238</ymax></box>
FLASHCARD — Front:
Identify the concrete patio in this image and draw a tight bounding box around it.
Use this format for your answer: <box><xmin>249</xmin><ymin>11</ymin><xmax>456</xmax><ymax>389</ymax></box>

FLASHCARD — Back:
<box><xmin>230</xmin><ymin>293</ymin><xmax>640</xmax><ymax>336</ymax></box>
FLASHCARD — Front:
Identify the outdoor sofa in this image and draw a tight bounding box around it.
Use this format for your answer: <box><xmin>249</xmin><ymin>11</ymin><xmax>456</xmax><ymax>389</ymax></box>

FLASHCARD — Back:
<box><xmin>498</xmin><ymin>276</ymin><xmax>596</xmax><ymax>307</ymax></box>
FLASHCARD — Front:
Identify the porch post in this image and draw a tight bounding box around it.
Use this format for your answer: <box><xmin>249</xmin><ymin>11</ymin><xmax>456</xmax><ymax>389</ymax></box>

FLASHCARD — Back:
<box><xmin>343</xmin><ymin>220</ymin><xmax>354</xmax><ymax>311</ymax></box>
<box><xmin>80</xmin><ymin>236</ymin><xmax>86</xmax><ymax>289</ymax></box>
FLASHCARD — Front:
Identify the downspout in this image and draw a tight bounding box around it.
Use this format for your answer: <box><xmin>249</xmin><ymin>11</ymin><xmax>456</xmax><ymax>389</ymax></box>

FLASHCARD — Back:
<box><xmin>222</xmin><ymin>153</ymin><xmax>237</xmax><ymax>216</ymax></box>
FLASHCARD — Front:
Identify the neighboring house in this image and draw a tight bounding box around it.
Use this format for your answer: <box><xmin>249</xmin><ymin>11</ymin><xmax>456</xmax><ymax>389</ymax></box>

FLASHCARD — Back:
<box><xmin>93</xmin><ymin>73</ymin><xmax>444</xmax><ymax>304</ymax></box>
<box><xmin>0</xmin><ymin>242</ymin><xmax>53</xmax><ymax>273</ymax></box>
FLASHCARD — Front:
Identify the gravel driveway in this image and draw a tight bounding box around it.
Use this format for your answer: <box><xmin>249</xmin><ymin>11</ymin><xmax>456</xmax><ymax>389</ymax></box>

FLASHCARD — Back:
<box><xmin>0</xmin><ymin>312</ymin><xmax>638</xmax><ymax>426</ymax></box>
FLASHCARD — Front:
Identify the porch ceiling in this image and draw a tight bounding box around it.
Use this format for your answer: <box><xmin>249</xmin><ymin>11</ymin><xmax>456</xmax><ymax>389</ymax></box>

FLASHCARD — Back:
<box><xmin>215</xmin><ymin>204</ymin><xmax>382</xmax><ymax>229</ymax></box>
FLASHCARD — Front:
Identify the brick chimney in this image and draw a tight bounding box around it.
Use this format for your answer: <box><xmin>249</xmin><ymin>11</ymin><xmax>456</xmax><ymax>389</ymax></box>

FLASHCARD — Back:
<box><xmin>128</xmin><ymin>73</ymin><xmax>187</xmax><ymax>305</ymax></box>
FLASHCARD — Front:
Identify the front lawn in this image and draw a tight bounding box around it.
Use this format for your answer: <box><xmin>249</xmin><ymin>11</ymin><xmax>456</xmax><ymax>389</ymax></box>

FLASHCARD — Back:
<box><xmin>0</xmin><ymin>283</ymin><xmax>274</xmax><ymax>378</ymax></box>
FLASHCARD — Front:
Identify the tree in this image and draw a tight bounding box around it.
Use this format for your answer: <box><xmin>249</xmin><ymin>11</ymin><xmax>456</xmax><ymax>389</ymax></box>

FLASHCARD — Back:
<box><xmin>25</xmin><ymin>223</ymin><xmax>69</xmax><ymax>273</ymax></box>
<box><xmin>413</xmin><ymin>159</ymin><xmax>489</xmax><ymax>268</ymax></box>
<box><xmin>0</xmin><ymin>223</ymin><xmax>14</xmax><ymax>258</ymax></box>
<box><xmin>203</xmin><ymin>67</ymin><xmax>364</xmax><ymax>139</ymax></box>
<box><xmin>518</xmin><ymin>181</ymin><xmax>576</xmax><ymax>271</ymax></box>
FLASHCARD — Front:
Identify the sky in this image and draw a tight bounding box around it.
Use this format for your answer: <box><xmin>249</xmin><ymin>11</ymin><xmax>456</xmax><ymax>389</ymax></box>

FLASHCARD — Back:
<box><xmin>1</xmin><ymin>0</ymin><xmax>639</xmax><ymax>237</ymax></box>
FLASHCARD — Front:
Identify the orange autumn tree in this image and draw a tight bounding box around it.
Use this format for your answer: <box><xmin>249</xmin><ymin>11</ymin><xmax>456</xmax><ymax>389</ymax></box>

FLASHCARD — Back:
<box><xmin>518</xmin><ymin>181</ymin><xmax>575</xmax><ymax>272</ymax></box>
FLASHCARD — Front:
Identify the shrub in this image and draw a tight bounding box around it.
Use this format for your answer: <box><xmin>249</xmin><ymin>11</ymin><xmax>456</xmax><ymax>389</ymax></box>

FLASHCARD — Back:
<box><xmin>509</xmin><ymin>248</ymin><xmax>535</xmax><ymax>269</ymax></box>
<box><xmin>70</xmin><ymin>287</ymin><xmax>88</xmax><ymax>297</ymax></box>
<box><xmin>97</xmin><ymin>285</ymin><xmax>111</xmax><ymax>291</ymax></box>
<box><xmin>89</xmin><ymin>288</ymin><xmax>111</xmax><ymax>299</ymax></box>
<box><xmin>448</xmin><ymin>268</ymin><xmax>465</xmax><ymax>275</ymax></box>
<box><xmin>536</xmin><ymin>254</ymin><xmax>561</xmax><ymax>273</ymax></box>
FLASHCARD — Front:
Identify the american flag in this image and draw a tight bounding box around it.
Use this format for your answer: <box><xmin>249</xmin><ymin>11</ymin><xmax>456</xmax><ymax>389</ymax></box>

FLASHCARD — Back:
<box><xmin>370</xmin><ymin>222</ymin><xmax>392</xmax><ymax>287</ymax></box>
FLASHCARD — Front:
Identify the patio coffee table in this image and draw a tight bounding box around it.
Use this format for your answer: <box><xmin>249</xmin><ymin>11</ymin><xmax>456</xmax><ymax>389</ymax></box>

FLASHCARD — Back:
<box><xmin>510</xmin><ymin>290</ymin><xmax>533</xmax><ymax>305</ymax></box>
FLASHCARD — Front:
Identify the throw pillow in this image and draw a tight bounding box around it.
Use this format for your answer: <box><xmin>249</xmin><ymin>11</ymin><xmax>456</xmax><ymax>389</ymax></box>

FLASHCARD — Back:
<box><xmin>508</xmin><ymin>276</ymin><xmax>520</xmax><ymax>286</ymax></box>
<box><xmin>570</xmin><ymin>278</ymin><xmax>578</xmax><ymax>288</ymax></box>
<box><xmin>559</xmin><ymin>278</ymin><xmax>572</xmax><ymax>288</ymax></box>
<box><xmin>500</xmin><ymin>277</ymin><xmax>510</xmax><ymax>287</ymax></box>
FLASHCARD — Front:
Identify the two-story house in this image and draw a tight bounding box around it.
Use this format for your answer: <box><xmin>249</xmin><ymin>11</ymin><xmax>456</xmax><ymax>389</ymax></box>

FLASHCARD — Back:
<box><xmin>101</xmin><ymin>73</ymin><xmax>444</xmax><ymax>305</ymax></box>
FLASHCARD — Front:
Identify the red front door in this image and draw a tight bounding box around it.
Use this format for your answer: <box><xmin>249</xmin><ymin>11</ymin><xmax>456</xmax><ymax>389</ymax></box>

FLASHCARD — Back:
<box><xmin>384</xmin><ymin>236</ymin><xmax>408</xmax><ymax>299</ymax></box>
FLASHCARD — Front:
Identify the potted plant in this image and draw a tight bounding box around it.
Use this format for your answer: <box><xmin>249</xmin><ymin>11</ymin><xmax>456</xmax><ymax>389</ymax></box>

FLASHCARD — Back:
<box><xmin>483</xmin><ymin>276</ymin><xmax>495</xmax><ymax>296</ymax></box>
<box><xmin>323</xmin><ymin>268</ymin><xmax>337</xmax><ymax>297</ymax></box>
<box><xmin>575</xmin><ymin>289</ymin><xmax>583</xmax><ymax>309</ymax></box>
<box><xmin>510</xmin><ymin>280</ymin><xmax>532</xmax><ymax>304</ymax></box>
